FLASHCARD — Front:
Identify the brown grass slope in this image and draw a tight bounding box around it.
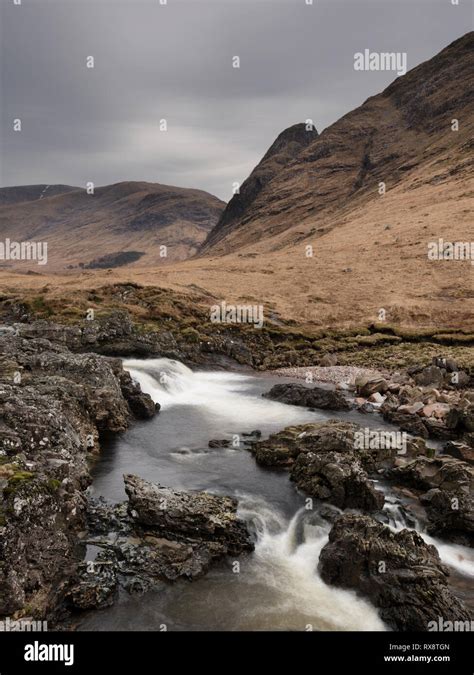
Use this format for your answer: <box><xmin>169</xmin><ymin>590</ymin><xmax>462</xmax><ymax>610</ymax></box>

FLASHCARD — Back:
<box><xmin>0</xmin><ymin>181</ymin><xmax>225</xmax><ymax>268</ymax></box>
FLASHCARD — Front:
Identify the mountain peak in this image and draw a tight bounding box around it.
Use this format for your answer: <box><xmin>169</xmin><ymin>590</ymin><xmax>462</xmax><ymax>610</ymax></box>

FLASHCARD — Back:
<box><xmin>201</xmin><ymin>122</ymin><xmax>318</xmax><ymax>252</ymax></box>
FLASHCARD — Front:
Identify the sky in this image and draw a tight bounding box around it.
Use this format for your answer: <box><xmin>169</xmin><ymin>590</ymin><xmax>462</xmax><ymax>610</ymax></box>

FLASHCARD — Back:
<box><xmin>0</xmin><ymin>0</ymin><xmax>471</xmax><ymax>201</ymax></box>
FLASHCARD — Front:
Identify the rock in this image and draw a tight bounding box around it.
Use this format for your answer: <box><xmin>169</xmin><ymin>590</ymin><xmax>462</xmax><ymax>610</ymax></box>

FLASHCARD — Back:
<box><xmin>397</xmin><ymin>402</ymin><xmax>424</xmax><ymax>415</ymax></box>
<box><xmin>250</xmin><ymin>420</ymin><xmax>391</xmax><ymax>511</ymax></box>
<box><xmin>77</xmin><ymin>477</ymin><xmax>255</xmax><ymax>599</ymax></box>
<box><xmin>453</xmin><ymin>371</ymin><xmax>471</xmax><ymax>388</ymax></box>
<box><xmin>208</xmin><ymin>439</ymin><xmax>231</xmax><ymax>448</ymax></box>
<box><xmin>443</xmin><ymin>441</ymin><xmax>474</xmax><ymax>465</ymax></box>
<box><xmin>242</xmin><ymin>430</ymin><xmax>262</xmax><ymax>439</ymax></box>
<box><xmin>358</xmin><ymin>401</ymin><xmax>375</xmax><ymax>414</ymax></box>
<box><xmin>388</xmin><ymin>456</ymin><xmax>473</xmax><ymax>545</ymax></box>
<box><xmin>124</xmin><ymin>475</ymin><xmax>253</xmax><ymax>555</ymax></box>
<box><xmin>67</xmin><ymin>556</ymin><xmax>118</xmax><ymax>610</ymax></box>
<box><xmin>355</xmin><ymin>376</ymin><xmax>388</xmax><ymax>397</ymax></box>
<box><xmin>318</xmin><ymin>514</ymin><xmax>471</xmax><ymax>631</ymax></box>
<box><xmin>421</xmin><ymin>403</ymin><xmax>450</xmax><ymax>419</ymax></box>
<box><xmin>383</xmin><ymin>410</ymin><xmax>429</xmax><ymax>438</ymax></box>
<box><xmin>432</xmin><ymin>356</ymin><xmax>458</xmax><ymax>373</ymax></box>
<box><xmin>262</xmin><ymin>383</ymin><xmax>350</xmax><ymax>410</ymax></box>
<box><xmin>0</xmin><ymin>333</ymin><xmax>158</xmax><ymax>620</ymax></box>
<box><xmin>423</xmin><ymin>417</ymin><xmax>457</xmax><ymax>440</ymax></box>
<box><xmin>414</xmin><ymin>365</ymin><xmax>445</xmax><ymax>388</ymax></box>
<box><xmin>368</xmin><ymin>392</ymin><xmax>386</xmax><ymax>405</ymax></box>
<box><xmin>320</xmin><ymin>353</ymin><xmax>338</xmax><ymax>367</ymax></box>
<box><xmin>118</xmin><ymin>369</ymin><xmax>158</xmax><ymax>419</ymax></box>
<box><xmin>290</xmin><ymin>451</ymin><xmax>384</xmax><ymax>511</ymax></box>
<box><xmin>420</xmin><ymin>489</ymin><xmax>474</xmax><ymax>547</ymax></box>
<box><xmin>249</xmin><ymin>420</ymin><xmax>357</xmax><ymax>467</ymax></box>
<box><xmin>389</xmin><ymin>455</ymin><xmax>473</xmax><ymax>493</ymax></box>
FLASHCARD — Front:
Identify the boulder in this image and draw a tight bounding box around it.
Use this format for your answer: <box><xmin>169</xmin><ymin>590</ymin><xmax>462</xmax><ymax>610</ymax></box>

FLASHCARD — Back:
<box><xmin>124</xmin><ymin>475</ymin><xmax>253</xmax><ymax>555</ymax></box>
<box><xmin>432</xmin><ymin>356</ymin><xmax>458</xmax><ymax>373</ymax></box>
<box><xmin>355</xmin><ymin>376</ymin><xmax>388</xmax><ymax>397</ymax></box>
<box><xmin>443</xmin><ymin>441</ymin><xmax>474</xmax><ymax>465</ymax></box>
<box><xmin>421</xmin><ymin>403</ymin><xmax>450</xmax><ymax>419</ymax></box>
<box><xmin>388</xmin><ymin>455</ymin><xmax>473</xmax><ymax>493</ymax></box>
<box><xmin>414</xmin><ymin>365</ymin><xmax>445</xmax><ymax>388</ymax></box>
<box><xmin>290</xmin><ymin>451</ymin><xmax>384</xmax><ymax>511</ymax></box>
<box><xmin>262</xmin><ymin>383</ymin><xmax>350</xmax><ymax>410</ymax></box>
<box><xmin>420</xmin><ymin>488</ymin><xmax>474</xmax><ymax>547</ymax></box>
<box><xmin>318</xmin><ymin>514</ymin><xmax>471</xmax><ymax>631</ymax></box>
<box><xmin>388</xmin><ymin>456</ymin><xmax>473</xmax><ymax>546</ymax></box>
<box><xmin>208</xmin><ymin>439</ymin><xmax>231</xmax><ymax>448</ymax></box>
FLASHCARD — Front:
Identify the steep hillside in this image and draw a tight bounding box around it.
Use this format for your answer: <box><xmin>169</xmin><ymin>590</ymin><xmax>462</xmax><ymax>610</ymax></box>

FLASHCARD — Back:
<box><xmin>202</xmin><ymin>122</ymin><xmax>318</xmax><ymax>251</ymax></box>
<box><xmin>0</xmin><ymin>182</ymin><xmax>225</xmax><ymax>268</ymax></box>
<box><xmin>203</xmin><ymin>32</ymin><xmax>473</xmax><ymax>256</ymax></box>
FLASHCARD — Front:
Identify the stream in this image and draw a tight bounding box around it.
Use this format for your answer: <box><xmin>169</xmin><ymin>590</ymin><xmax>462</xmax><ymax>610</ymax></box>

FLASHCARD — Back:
<box><xmin>78</xmin><ymin>359</ymin><xmax>474</xmax><ymax>631</ymax></box>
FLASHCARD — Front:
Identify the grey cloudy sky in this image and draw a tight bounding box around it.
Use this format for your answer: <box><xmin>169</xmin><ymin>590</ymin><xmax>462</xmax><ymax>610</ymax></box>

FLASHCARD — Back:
<box><xmin>0</xmin><ymin>0</ymin><xmax>471</xmax><ymax>200</ymax></box>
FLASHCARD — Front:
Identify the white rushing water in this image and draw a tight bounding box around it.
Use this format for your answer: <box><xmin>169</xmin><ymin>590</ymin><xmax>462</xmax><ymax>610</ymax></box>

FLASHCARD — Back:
<box><xmin>124</xmin><ymin>357</ymin><xmax>325</xmax><ymax>427</ymax></box>
<box><xmin>81</xmin><ymin>358</ymin><xmax>473</xmax><ymax>631</ymax></box>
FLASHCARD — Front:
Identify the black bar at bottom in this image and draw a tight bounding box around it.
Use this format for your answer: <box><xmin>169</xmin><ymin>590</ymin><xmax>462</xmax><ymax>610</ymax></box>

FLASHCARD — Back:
<box><xmin>0</xmin><ymin>631</ymin><xmax>470</xmax><ymax>674</ymax></box>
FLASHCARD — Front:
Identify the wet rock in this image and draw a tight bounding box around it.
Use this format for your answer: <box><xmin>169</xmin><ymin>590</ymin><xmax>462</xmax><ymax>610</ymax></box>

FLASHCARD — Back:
<box><xmin>290</xmin><ymin>451</ymin><xmax>384</xmax><ymax>511</ymax></box>
<box><xmin>262</xmin><ymin>383</ymin><xmax>350</xmax><ymax>410</ymax></box>
<box><xmin>68</xmin><ymin>556</ymin><xmax>118</xmax><ymax>610</ymax></box>
<box><xmin>388</xmin><ymin>456</ymin><xmax>473</xmax><ymax>546</ymax></box>
<box><xmin>0</xmin><ymin>333</ymin><xmax>158</xmax><ymax>620</ymax></box>
<box><xmin>357</xmin><ymin>401</ymin><xmax>375</xmax><ymax>414</ymax></box>
<box><xmin>208</xmin><ymin>439</ymin><xmax>231</xmax><ymax>448</ymax></box>
<box><xmin>75</xmin><ymin>477</ymin><xmax>254</xmax><ymax>599</ymax></box>
<box><xmin>117</xmin><ymin>369</ymin><xmax>158</xmax><ymax>419</ymax></box>
<box><xmin>124</xmin><ymin>475</ymin><xmax>253</xmax><ymax>555</ymax></box>
<box><xmin>249</xmin><ymin>420</ymin><xmax>357</xmax><ymax>467</ymax></box>
<box><xmin>382</xmin><ymin>410</ymin><xmax>429</xmax><ymax>438</ymax></box>
<box><xmin>389</xmin><ymin>455</ymin><xmax>473</xmax><ymax>493</ymax></box>
<box><xmin>318</xmin><ymin>513</ymin><xmax>471</xmax><ymax>631</ymax></box>
<box><xmin>420</xmin><ymin>489</ymin><xmax>474</xmax><ymax>547</ymax></box>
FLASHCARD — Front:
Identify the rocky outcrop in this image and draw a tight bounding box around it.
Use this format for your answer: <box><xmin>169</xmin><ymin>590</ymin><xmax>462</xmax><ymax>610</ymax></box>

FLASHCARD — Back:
<box><xmin>124</xmin><ymin>475</ymin><xmax>252</xmax><ymax>555</ymax></box>
<box><xmin>388</xmin><ymin>456</ymin><xmax>473</xmax><ymax>546</ymax></box>
<box><xmin>318</xmin><ymin>514</ymin><xmax>471</xmax><ymax>631</ymax></box>
<box><xmin>291</xmin><ymin>451</ymin><xmax>384</xmax><ymax>511</ymax></box>
<box><xmin>250</xmin><ymin>419</ymin><xmax>425</xmax><ymax>470</ymax></box>
<box><xmin>68</xmin><ymin>477</ymin><xmax>253</xmax><ymax>608</ymax></box>
<box><xmin>247</xmin><ymin>420</ymin><xmax>409</xmax><ymax>511</ymax></box>
<box><xmin>262</xmin><ymin>383</ymin><xmax>350</xmax><ymax>410</ymax></box>
<box><xmin>0</xmin><ymin>333</ymin><xmax>157</xmax><ymax>620</ymax></box>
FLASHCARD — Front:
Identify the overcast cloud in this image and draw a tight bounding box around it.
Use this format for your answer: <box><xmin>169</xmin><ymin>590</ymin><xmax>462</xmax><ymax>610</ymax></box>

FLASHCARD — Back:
<box><xmin>0</xmin><ymin>0</ymin><xmax>470</xmax><ymax>200</ymax></box>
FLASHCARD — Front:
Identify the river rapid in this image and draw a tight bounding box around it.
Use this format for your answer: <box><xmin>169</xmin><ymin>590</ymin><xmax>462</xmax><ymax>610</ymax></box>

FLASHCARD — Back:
<box><xmin>78</xmin><ymin>359</ymin><xmax>474</xmax><ymax>631</ymax></box>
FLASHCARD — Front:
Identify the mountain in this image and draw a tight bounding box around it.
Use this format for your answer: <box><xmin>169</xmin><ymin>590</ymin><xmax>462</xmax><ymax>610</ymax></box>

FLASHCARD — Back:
<box><xmin>202</xmin><ymin>32</ymin><xmax>474</xmax><ymax>256</ymax></box>
<box><xmin>149</xmin><ymin>33</ymin><xmax>473</xmax><ymax>329</ymax></box>
<box><xmin>0</xmin><ymin>185</ymin><xmax>78</xmax><ymax>206</ymax></box>
<box><xmin>0</xmin><ymin>182</ymin><xmax>225</xmax><ymax>269</ymax></box>
<box><xmin>202</xmin><ymin>122</ymin><xmax>318</xmax><ymax>251</ymax></box>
